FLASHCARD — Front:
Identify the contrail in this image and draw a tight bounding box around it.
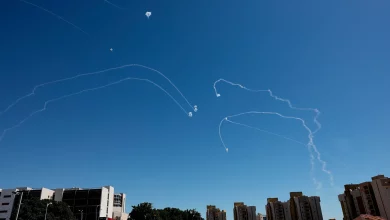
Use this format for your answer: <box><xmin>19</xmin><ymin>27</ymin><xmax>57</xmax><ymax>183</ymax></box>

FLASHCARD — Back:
<box><xmin>0</xmin><ymin>64</ymin><xmax>196</xmax><ymax>117</ymax></box>
<box><xmin>219</xmin><ymin>111</ymin><xmax>333</xmax><ymax>186</ymax></box>
<box><xmin>213</xmin><ymin>79</ymin><xmax>321</xmax><ymax>134</ymax></box>
<box><xmin>19</xmin><ymin>0</ymin><xmax>89</xmax><ymax>36</ymax></box>
<box><xmin>224</xmin><ymin>118</ymin><xmax>307</xmax><ymax>146</ymax></box>
<box><xmin>0</xmin><ymin>77</ymin><xmax>190</xmax><ymax>143</ymax></box>
<box><xmin>104</xmin><ymin>0</ymin><xmax>127</xmax><ymax>10</ymax></box>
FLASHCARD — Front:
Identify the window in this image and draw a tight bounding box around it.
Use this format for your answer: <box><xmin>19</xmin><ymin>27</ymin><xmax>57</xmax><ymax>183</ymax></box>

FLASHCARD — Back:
<box><xmin>0</xmin><ymin>210</ymin><xmax>7</xmax><ymax>213</ymax></box>
<box><xmin>1</xmin><ymin>203</ymin><xmax>9</xmax><ymax>205</ymax></box>
<box><xmin>3</xmin><ymin>195</ymin><xmax>11</xmax><ymax>198</ymax></box>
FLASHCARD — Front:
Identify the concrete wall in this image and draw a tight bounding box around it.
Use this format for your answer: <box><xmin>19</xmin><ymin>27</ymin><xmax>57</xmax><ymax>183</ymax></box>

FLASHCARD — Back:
<box><xmin>40</xmin><ymin>188</ymin><xmax>55</xmax><ymax>200</ymax></box>
<box><xmin>0</xmin><ymin>189</ymin><xmax>17</xmax><ymax>220</ymax></box>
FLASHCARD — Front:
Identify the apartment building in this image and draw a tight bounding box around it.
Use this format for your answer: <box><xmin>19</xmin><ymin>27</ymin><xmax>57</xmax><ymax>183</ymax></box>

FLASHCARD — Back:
<box><xmin>234</xmin><ymin>202</ymin><xmax>257</xmax><ymax>220</ymax></box>
<box><xmin>266</xmin><ymin>192</ymin><xmax>323</xmax><ymax>220</ymax></box>
<box><xmin>338</xmin><ymin>175</ymin><xmax>390</xmax><ymax>220</ymax></box>
<box><xmin>207</xmin><ymin>205</ymin><xmax>226</xmax><ymax>220</ymax></box>
<box><xmin>266</xmin><ymin>198</ymin><xmax>286</xmax><ymax>220</ymax></box>
<box><xmin>371</xmin><ymin>175</ymin><xmax>390</xmax><ymax>220</ymax></box>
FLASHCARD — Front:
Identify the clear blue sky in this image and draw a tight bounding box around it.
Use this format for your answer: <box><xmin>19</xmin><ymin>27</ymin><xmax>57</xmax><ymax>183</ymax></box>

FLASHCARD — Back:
<box><xmin>1</xmin><ymin>0</ymin><xmax>390</xmax><ymax>219</ymax></box>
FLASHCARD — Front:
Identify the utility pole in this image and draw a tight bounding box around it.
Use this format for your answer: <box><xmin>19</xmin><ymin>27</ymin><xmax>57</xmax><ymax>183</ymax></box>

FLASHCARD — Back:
<box><xmin>13</xmin><ymin>191</ymin><xmax>24</xmax><ymax>220</ymax></box>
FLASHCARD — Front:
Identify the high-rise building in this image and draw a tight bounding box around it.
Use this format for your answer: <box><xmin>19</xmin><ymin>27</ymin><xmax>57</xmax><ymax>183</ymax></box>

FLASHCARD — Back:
<box><xmin>234</xmin><ymin>202</ymin><xmax>256</xmax><ymax>220</ymax></box>
<box><xmin>266</xmin><ymin>198</ymin><xmax>286</xmax><ymax>220</ymax></box>
<box><xmin>359</xmin><ymin>182</ymin><xmax>380</xmax><ymax>216</ymax></box>
<box><xmin>207</xmin><ymin>205</ymin><xmax>226</xmax><ymax>220</ymax></box>
<box><xmin>266</xmin><ymin>192</ymin><xmax>323</xmax><ymax>220</ymax></box>
<box><xmin>247</xmin><ymin>206</ymin><xmax>257</xmax><ymax>220</ymax></box>
<box><xmin>0</xmin><ymin>187</ymin><xmax>55</xmax><ymax>220</ymax></box>
<box><xmin>338</xmin><ymin>175</ymin><xmax>389</xmax><ymax>220</ymax></box>
<box><xmin>371</xmin><ymin>175</ymin><xmax>390</xmax><ymax>220</ymax></box>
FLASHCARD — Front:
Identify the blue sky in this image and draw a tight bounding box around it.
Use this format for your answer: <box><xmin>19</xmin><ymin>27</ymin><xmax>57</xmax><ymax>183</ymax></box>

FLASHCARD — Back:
<box><xmin>1</xmin><ymin>0</ymin><xmax>390</xmax><ymax>219</ymax></box>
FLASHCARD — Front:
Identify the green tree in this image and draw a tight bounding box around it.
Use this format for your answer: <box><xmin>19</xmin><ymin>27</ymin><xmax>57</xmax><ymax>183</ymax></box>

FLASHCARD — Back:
<box><xmin>10</xmin><ymin>196</ymin><xmax>76</xmax><ymax>220</ymax></box>
<box><xmin>128</xmin><ymin>203</ymin><xmax>204</xmax><ymax>220</ymax></box>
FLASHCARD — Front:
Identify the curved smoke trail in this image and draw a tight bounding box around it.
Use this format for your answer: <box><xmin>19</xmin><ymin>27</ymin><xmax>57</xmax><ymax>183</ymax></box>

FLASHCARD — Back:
<box><xmin>0</xmin><ymin>77</ymin><xmax>190</xmax><ymax>143</ymax></box>
<box><xmin>0</xmin><ymin>64</ymin><xmax>196</xmax><ymax>117</ymax></box>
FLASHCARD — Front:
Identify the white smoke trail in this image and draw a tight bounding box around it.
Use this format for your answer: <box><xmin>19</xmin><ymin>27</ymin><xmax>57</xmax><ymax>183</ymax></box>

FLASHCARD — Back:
<box><xmin>219</xmin><ymin>111</ymin><xmax>333</xmax><ymax>186</ymax></box>
<box><xmin>104</xmin><ymin>0</ymin><xmax>127</xmax><ymax>10</ymax></box>
<box><xmin>224</xmin><ymin>118</ymin><xmax>306</xmax><ymax>146</ymax></box>
<box><xmin>0</xmin><ymin>64</ymin><xmax>196</xmax><ymax>117</ymax></box>
<box><xmin>0</xmin><ymin>77</ymin><xmax>190</xmax><ymax>143</ymax></box>
<box><xmin>18</xmin><ymin>0</ymin><xmax>89</xmax><ymax>36</ymax></box>
<box><xmin>213</xmin><ymin>79</ymin><xmax>321</xmax><ymax>134</ymax></box>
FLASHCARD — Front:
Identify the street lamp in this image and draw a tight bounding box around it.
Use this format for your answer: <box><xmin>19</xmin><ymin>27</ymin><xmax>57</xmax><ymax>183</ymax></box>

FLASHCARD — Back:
<box><xmin>44</xmin><ymin>202</ymin><xmax>52</xmax><ymax>220</ymax></box>
<box><xmin>12</xmin><ymin>191</ymin><xmax>24</xmax><ymax>220</ymax></box>
<box><xmin>95</xmin><ymin>205</ymin><xmax>100</xmax><ymax>220</ymax></box>
<box><xmin>78</xmin><ymin>210</ymin><xmax>84</xmax><ymax>220</ymax></box>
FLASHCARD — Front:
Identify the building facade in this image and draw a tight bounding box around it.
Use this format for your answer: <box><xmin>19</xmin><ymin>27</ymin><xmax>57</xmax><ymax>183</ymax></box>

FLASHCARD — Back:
<box><xmin>371</xmin><ymin>175</ymin><xmax>390</xmax><ymax>220</ymax></box>
<box><xmin>207</xmin><ymin>205</ymin><xmax>226</xmax><ymax>220</ymax></box>
<box><xmin>0</xmin><ymin>186</ymin><xmax>127</xmax><ymax>220</ymax></box>
<box><xmin>234</xmin><ymin>202</ymin><xmax>256</xmax><ymax>220</ymax></box>
<box><xmin>338</xmin><ymin>175</ymin><xmax>390</xmax><ymax>220</ymax></box>
<box><xmin>266</xmin><ymin>192</ymin><xmax>323</xmax><ymax>220</ymax></box>
<box><xmin>0</xmin><ymin>187</ymin><xmax>55</xmax><ymax>220</ymax></box>
<box><xmin>54</xmin><ymin>186</ymin><xmax>115</xmax><ymax>220</ymax></box>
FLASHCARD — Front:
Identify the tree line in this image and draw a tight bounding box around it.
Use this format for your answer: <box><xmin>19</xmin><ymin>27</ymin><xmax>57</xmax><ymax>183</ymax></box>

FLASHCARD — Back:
<box><xmin>9</xmin><ymin>196</ymin><xmax>203</xmax><ymax>220</ymax></box>
<box><xmin>128</xmin><ymin>202</ymin><xmax>204</xmax><ymax>220</ymax></box>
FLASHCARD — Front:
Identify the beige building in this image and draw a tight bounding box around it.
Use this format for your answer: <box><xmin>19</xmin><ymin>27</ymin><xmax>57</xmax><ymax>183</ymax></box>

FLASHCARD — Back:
<box><xmin>266</xmin><ymin>198</ymin><xmax>286</xmax><ymax>220</ymax></box>
<box><xmin>207</xmin><ymin>205</ymin><xmax>226</xmax><ymax>220</ymax></box>
<box><xmin>338</xmin><ymin>175</ymin><xmax>390</xmax><ymax>220</ymax></box>
<box><xmin>371</xmin><ymin>175</ymin><xmax>390</xmax><ymax>220</ymax></box>
<box><xmin>234</xmin><ymin>202</ymin><xmax>257</xmax><ymax>220</ymax></box>
<box><xmin>266</xmin><ymin>192</ymin><xmax>323</xmax><ymax>220</ymax></box>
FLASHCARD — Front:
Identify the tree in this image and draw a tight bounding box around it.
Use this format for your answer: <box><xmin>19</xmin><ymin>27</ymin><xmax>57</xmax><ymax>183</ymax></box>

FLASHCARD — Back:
<box><xmin>129</xmin><ymin>202</ymin><xmax>156</xmax><ymax>220</ymax></box>
<box><xmin>10</xmin><ymin>196</ymin><xmax>76</xmax><ymax>220</ymax></box>
<box><xmin>128</xmin><ymin>203</ymin><xmax>204</xmax><ymax>220</ymax></box>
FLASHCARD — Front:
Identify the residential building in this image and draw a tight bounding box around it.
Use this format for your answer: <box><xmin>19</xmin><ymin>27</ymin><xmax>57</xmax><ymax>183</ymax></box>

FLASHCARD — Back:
<box><xmin>266</xmin><ymin>192</ymin><xmax>323</xmax><ymax>220</ymax></box>
<box><xmin>207</xmin><ymin>205</ymin><xmax>226</xmax><ymax>220</ymax></box>
<box><xmin>338</xmin><ymin>175</ymin><xmax>390</xmax><ymax>220</ymax></box>
<box><xmin>266</xmin><ymin>198</ymin><xmax>286</xmax><ymax>220</ymax></box>
<box><xmin>371</xmin><ymin>175</ymin><xmax>390</xmax><ymax>220</ymax></box>
<box><xmin>247</xmin><ymin>206</ymin><xmax>257</xmax><ymax>220</ymax></box>
<box><xmin>359</xmin><ymin>182</ymin><xmax>380</xmax><ymax>216</ymax></box>
<box><xmin>0</xmin><ymin>187</ymin><xmax>55</xmax><ymax>220</ymax></box>
<box><xmin>219</xmin><ymin>210</ymin><xmax>227</xmax><ymax>220</ymax></box>
<box><xmin>234</xmin><ymin>202</ymin><xmax>256</xmax><ymax>220</ymax></box>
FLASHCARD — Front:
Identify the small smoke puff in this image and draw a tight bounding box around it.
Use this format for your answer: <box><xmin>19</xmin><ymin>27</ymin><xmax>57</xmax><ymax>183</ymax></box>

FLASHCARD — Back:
<box><xmin>216</xmin><ymin>94</ymin><xmax>221</xmax><ymax>97</ymax></box>
<box><xmin>226</xmin><ymin>148</ymin><xmax>229</xmax><ymax>153</ymax></box>
<box><xmin>194</xmin><ymin>105</ymin><xmax>198</xmax><ymax>112</ymax></box>
<box><xmin>145</xmin><ymin>11</ymin><xmax>151</xmax><ymax>18</ymax></box>
<box><xmin>188</xmin><ymin>112</ymin><xmax>193</xmax><ymax>117</ymax></box>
